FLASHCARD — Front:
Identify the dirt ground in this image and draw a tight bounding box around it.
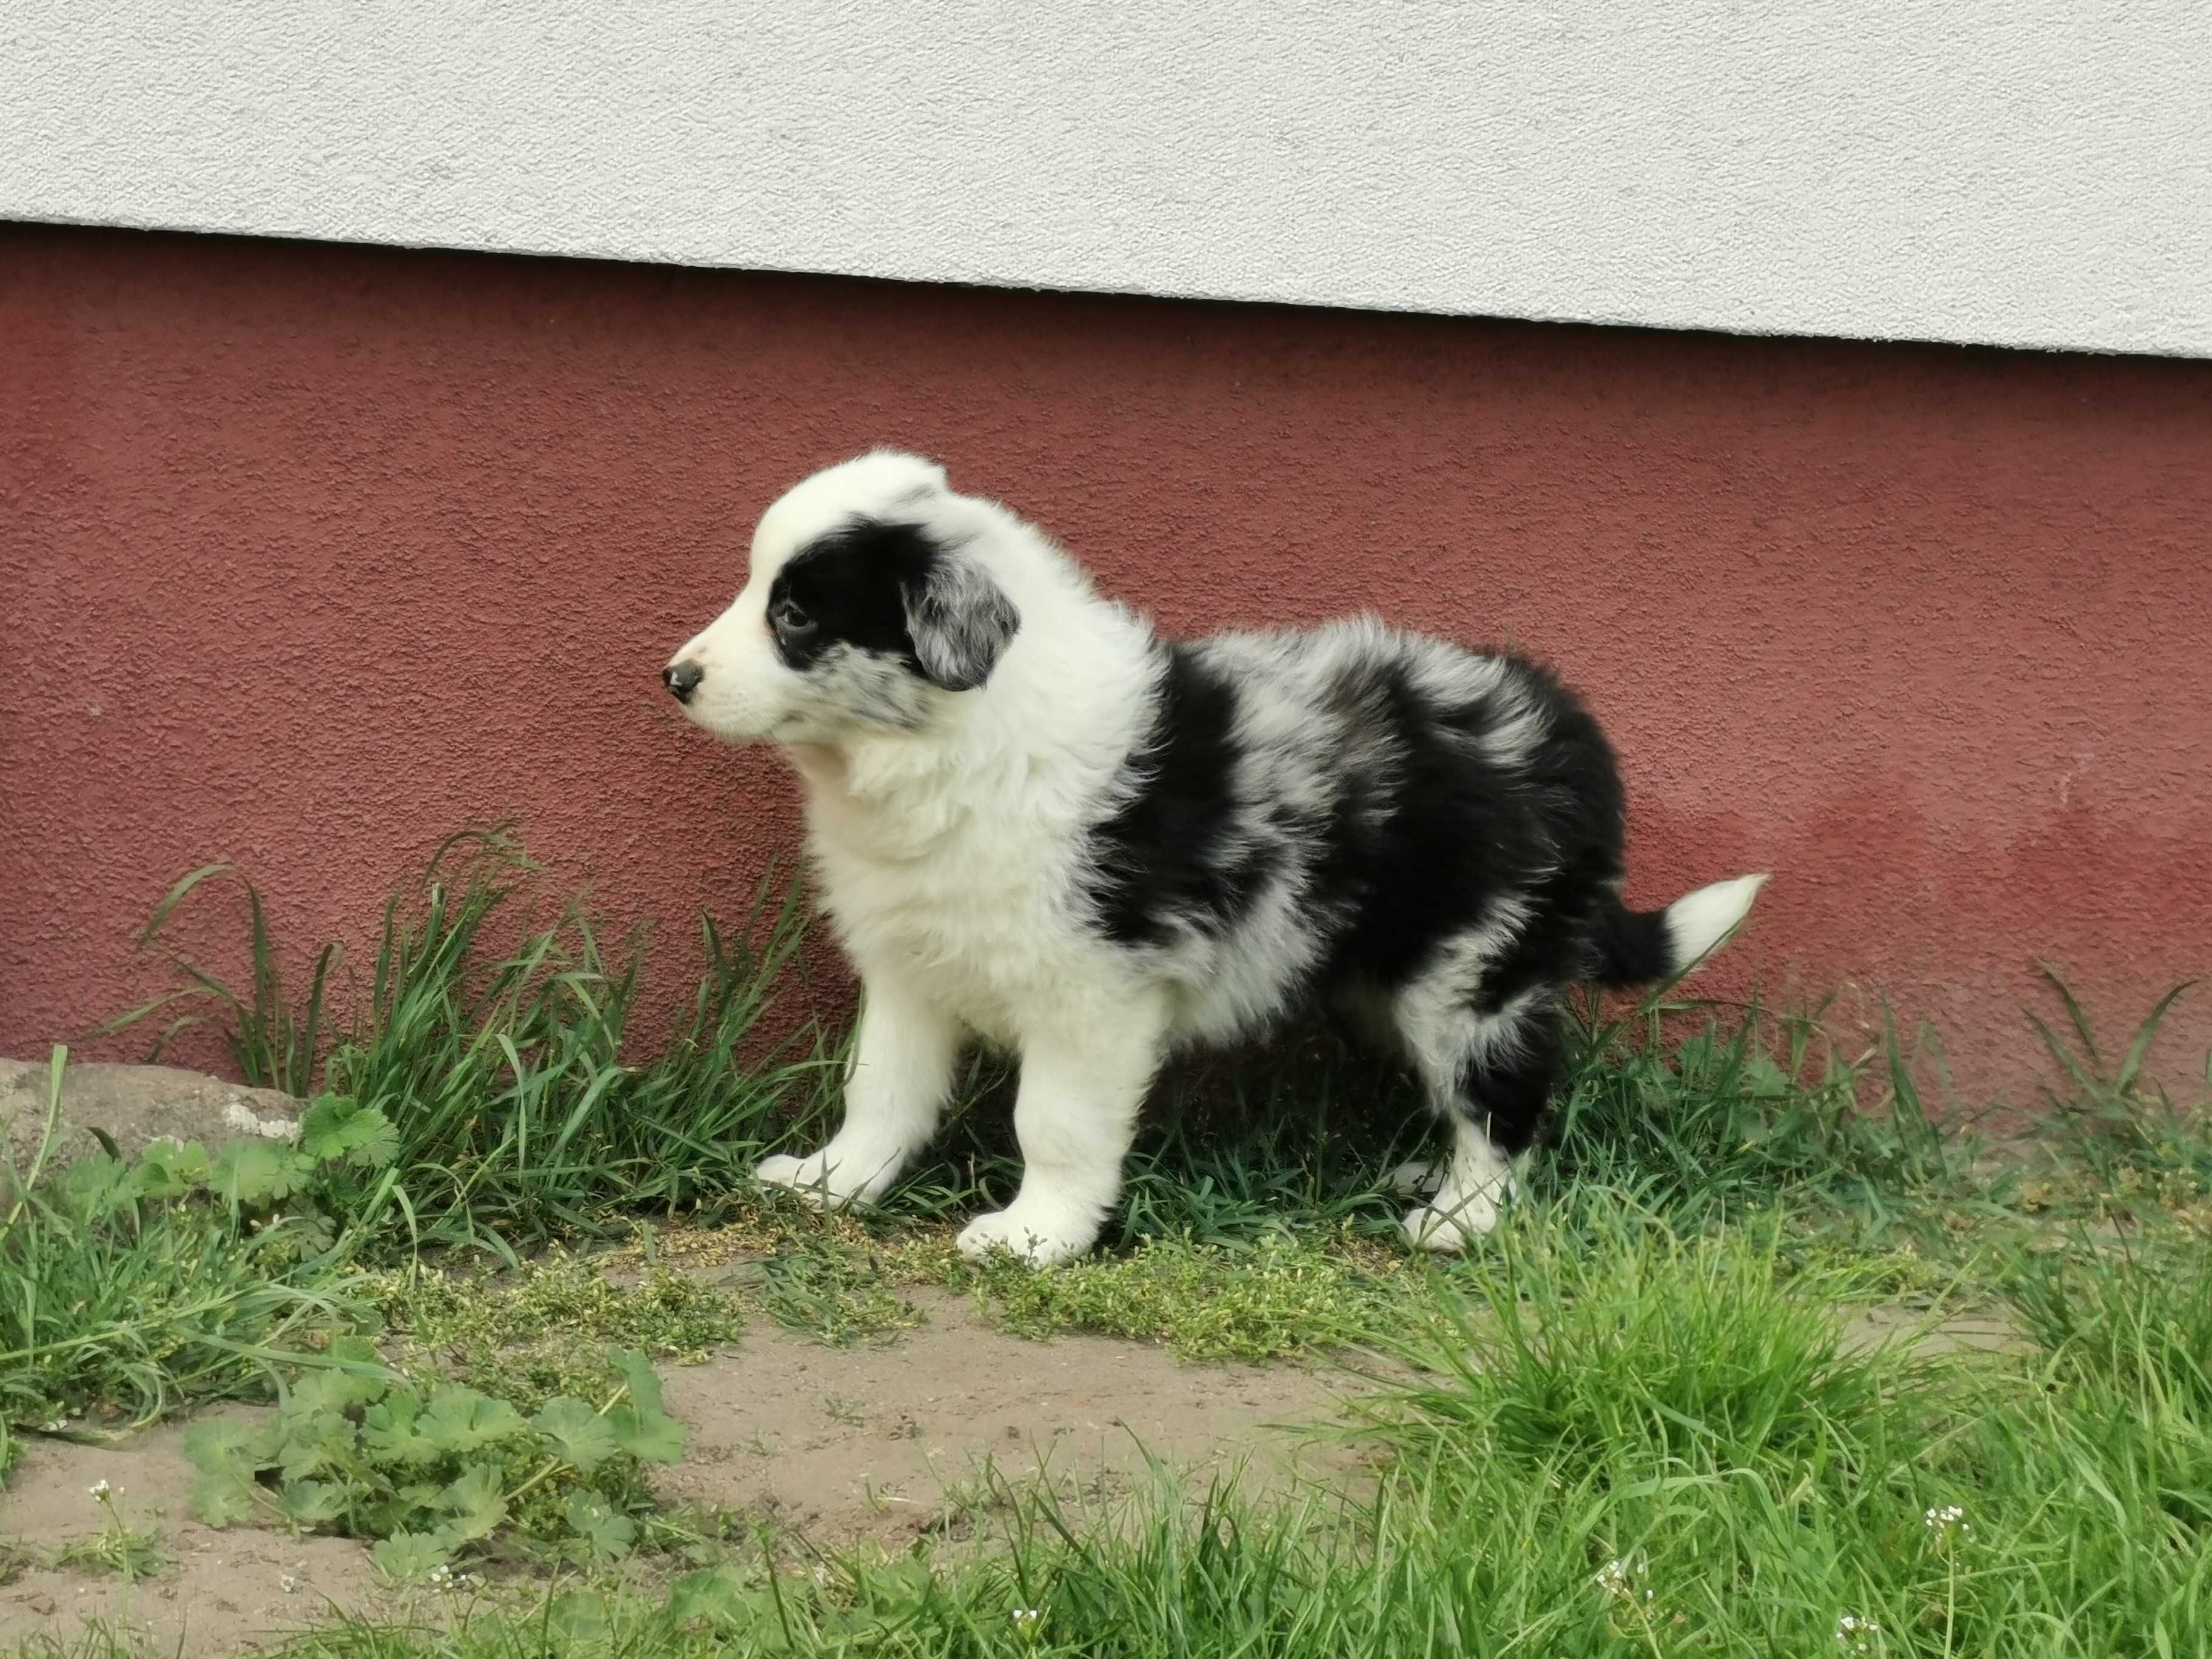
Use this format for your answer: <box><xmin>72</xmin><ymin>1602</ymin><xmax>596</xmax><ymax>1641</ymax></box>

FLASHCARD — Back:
<box><xmin>0</xmin><ymin>1288</ymin><xmax>1378</xmax><ymax>1658</ymax></box>
<box><xmin>0</xmin><ymin>1407</ymin><xmax>395</xmax><ymax>1658</ymax></box>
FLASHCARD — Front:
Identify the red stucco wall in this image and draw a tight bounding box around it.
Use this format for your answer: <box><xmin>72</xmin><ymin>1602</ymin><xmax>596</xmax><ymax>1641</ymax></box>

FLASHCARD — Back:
<box><xmin>4</xmin><ymin>224</ymin><xmax>2207</xmax><ymax>1105</ymax></box>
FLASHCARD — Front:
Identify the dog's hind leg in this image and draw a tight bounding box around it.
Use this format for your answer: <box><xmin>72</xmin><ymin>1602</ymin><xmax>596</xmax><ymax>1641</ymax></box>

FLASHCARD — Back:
<box><xmin>756</xmin><ymin>974</ymin><xmax>960</xmax><ymax>1208</ymax></box>
<box><xmin>1388</xmin><ymin>1158</ymin><xmax>1446</xmax><ymax>1198</ymax></box>
<box><xmin>1392</xmin><ymin>990</ymin><xmax>1563</xmax><ymax>1252</ymax></box>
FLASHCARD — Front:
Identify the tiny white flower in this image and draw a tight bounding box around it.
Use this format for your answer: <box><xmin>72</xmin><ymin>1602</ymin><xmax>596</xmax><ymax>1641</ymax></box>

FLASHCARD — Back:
<box><xmin>280</xmin><ymin>1575</ymin><xmax>300</xmax><ymax>1595</ymax></box>
<box><xmin>1835</xmin><ymin>1612</ymin><xmax>1881</xmax><ymax>1651</ymax></box>
<box><xmin>1012</xmin><ymin>1608</ymin><xmax>1041</xmax><ymax>1624</ymax></box>
<box><xmin>87</xmin><ymin>1480</ymin><xmax>112</xmax><ymax>1500</ymax></box>
<box><xmin>1923</xmin><ymin>1504</ymin><xmax>1971</xmax><ymax>1550</ymax></box>
<box><xmin>1594</xmin><ymin>1555</ymin><xmax>1651</xmax><ymax>1603</ymax></box>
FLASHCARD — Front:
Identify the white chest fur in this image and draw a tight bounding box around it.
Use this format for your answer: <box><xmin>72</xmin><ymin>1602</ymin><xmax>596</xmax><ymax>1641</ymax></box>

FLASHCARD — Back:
<box><xmin>795</xmin><ymin>740</ymin><xmax>1099</xmax><ymax>1046</ymax></box>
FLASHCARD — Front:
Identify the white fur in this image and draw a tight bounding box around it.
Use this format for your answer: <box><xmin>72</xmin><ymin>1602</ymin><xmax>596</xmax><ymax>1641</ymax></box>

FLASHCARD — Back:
<box><xmin>1665</xmin><ymin>874</ymin><xmax>1770</xmax><ymax>974</ymax></box>
<box><xmin>1403</xmin><ymin>1116</ymin><xmax>1521</xmax><ymax>1251</ymax></box>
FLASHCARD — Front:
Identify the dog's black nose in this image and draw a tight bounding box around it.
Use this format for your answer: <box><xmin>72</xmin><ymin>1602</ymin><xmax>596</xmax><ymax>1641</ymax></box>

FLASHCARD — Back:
<box><xmin>663</xmin><ymin>662</ymin><xmax>703</xmax><ymax>703</ymax></box>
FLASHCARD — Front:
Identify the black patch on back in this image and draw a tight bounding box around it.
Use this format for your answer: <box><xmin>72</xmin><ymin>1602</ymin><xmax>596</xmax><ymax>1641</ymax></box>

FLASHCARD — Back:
<box><xmin>1307</xmin><ymin>652</ymin><xmax>1629</xmax><ymax>1004</ymax></box>
<box><xmin>1084</xmin><ymin>647</ymin><xmax>1277</xmax><ymax>946</ymax></box>
<box><xmin>1305</xmin><ymin>659</ymin><xmax>1524</xmax><ymax>991</ymax></box>
<box><xmin>767</xmin><ymin>517</ymin><xmax>942</xmax><ymax>676</ymax></box>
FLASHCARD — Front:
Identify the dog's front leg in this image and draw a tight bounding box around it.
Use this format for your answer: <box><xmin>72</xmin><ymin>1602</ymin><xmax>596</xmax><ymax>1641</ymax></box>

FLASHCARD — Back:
<box><xmin>756</xmin><ymin>974</ymin><xmax>959</xmax><ymax>1208</ymax></box>
<box><xmin>955</xmin><ymin>989</ymin><xmax>1171</xmax><ymax>1267</ymax></box>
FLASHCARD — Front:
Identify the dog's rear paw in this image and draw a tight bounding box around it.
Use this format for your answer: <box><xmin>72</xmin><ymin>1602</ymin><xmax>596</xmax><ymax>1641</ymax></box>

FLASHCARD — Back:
<box><xmin>1401</xmin><ymin>1196</ymin><xmax>1498</xmax><ymax>1252</ymax></box>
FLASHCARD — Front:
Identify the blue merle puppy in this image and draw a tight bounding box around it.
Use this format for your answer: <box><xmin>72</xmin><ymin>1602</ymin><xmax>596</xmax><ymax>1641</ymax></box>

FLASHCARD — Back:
<box><xmin>663</xmin><ymin>452</ymin><xmax>1766</xmax><ymax>1264</ymax></box>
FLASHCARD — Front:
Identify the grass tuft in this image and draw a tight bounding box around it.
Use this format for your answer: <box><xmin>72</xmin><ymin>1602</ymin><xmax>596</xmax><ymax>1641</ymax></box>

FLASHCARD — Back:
<box><xmin>1</xmin><ymin>1048</ymin><xmax>371</xmax><ymax>1436</ymax></box>
<box><xmin>754</xmin><ymin>1239</ymin><xmax>928</xmax><ymax>1349</ymax></box>
<box><xmin>968</xmin><ymin>1225</ymin><xmax>1402</xmax><ymax>1362</ymax></box>
<box><xmin>101</xmin><ymin>832</ymin><xmax>839</xmax><ymax>1259</ymax></box>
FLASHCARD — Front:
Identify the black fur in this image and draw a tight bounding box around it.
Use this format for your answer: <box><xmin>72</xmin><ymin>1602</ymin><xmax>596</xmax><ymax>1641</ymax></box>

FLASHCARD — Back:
<box><xmin>1456</xmin><ymin>1016</ymin><xmax>1565</xmax><ymax>1155</ymax></box>
<box><xmin>1085</xmin><ymin>646</ymin><xmax>1278</xmax><ymax>946</ymax></box>
<box><xmin>767</xmin><ymin>517</ymin><xmax>933</xmax><ymax>673</ymax></box>
<box><xmin>769</xmin><ymin>516</ymin><xmax>1018</xmax><ymax>691</ymax></box>
<box><xmin>1589</xmin><ymin>891</ymin><xmax>1676</xmax><ymax>987</ymax></box>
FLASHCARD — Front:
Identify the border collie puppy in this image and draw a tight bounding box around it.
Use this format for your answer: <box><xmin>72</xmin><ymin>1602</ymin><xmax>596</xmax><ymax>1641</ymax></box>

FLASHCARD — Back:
<box><xmin>663</xmin><ymin>452</ymin><xmax>1765</xmax><ymax>1265</ymax></box>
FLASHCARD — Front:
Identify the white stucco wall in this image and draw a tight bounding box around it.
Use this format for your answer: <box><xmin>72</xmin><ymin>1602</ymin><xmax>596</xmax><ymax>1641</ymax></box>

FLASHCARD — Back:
<box><xmin>6</xmin><ymin>1</ymin><xmax>2208</xmax><ymax>357</ymax></box>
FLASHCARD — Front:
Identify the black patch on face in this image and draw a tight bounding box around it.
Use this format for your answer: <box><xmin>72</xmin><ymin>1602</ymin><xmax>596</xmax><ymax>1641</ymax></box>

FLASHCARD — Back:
<box><xmin>766</xmin><ymin>516</ymin><xmax>1019</xmax><ymax>692</ymax></box>
<box><xmin>1084</xmin><ymin>646</ymin><xmax>1278</xmax><ymax>947</ymax></box>
<box><xmin>765</xmin><ymin>518</ymin><xmax>939</xmax><ymax>676</ymax></box>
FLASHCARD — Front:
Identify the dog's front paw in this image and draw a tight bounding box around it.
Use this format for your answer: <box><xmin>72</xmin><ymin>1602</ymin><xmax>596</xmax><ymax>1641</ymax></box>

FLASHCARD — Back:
<box><xmin>754</xmin><ymin>1151</ymin><xmax>842</xmax><ymax>1210</ymax></box>
<box><xmin>956</xmin><ymin>1204</ymin><xmax>1096</xmax><ymax>1269</ymax></box>
<box><xmin>1401</xmin><ymin>1194</ymin><xmax>1499</xmax><ymax>1252</ymax></box>
<box><xmin>756</xmin><ymin>1142</ymin><xmax>909</xmax><ymax>1211</ymax></box>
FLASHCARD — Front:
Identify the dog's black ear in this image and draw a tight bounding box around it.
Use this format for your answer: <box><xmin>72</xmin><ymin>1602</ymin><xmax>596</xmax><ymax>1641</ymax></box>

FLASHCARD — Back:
<box><xmin>902</xmin><ymin>553</ymin><xmax>1020</xmax><ymax>691</ymax></box>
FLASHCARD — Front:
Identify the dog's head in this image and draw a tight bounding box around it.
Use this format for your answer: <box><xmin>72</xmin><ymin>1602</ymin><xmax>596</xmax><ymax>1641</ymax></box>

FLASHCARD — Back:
<box><xmin>663</xmin><ymin>452</ymin><xmax>1021</xmax><ymax>746</ymax></box>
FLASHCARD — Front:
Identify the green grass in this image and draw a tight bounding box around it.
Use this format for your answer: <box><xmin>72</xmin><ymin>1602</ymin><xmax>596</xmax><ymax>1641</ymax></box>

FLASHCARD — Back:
<box><xmin>962</xmin><ymin>1223</ymin><xmax>1403</xmax><ymax>1361</ymax></box>
<box><xmin>367</xmin><ymin>1245</ymin><xmax>750</xmax><ymax>1366</ymax></box>
<box><xmin>752</xmin><ymin>1238</ymin><xmax>929</xmax><ymax>1348</ymax></box>
<box><xmin>10</xmin><ymin>834</ymin><xmax>2212</xmax><ymax>1657</ymax></box>
<box><xmin>99</xmin><ymin>830</ymin><xmax>840</xmax><ymax>1259</ymax></box>
<box><xmin>24</xmin><ymin>1201</ymin><xmax>2210</xmax><ymax>1657</ymax></box>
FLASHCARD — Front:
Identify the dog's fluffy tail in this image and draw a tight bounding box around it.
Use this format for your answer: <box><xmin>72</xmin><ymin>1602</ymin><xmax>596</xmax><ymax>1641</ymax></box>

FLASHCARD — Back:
<box><xmin>1591</xmin><ymin>873</ymin><xmax>1768</xmax><ymax>988</ymax></box>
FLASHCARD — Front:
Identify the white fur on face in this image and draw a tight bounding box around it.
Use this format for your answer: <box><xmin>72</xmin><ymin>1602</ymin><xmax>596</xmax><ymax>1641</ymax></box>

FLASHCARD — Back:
<box><xmin>667</xmin><ymin>577</ymin><xmax>789</xmax><ymax>743</ymax></box>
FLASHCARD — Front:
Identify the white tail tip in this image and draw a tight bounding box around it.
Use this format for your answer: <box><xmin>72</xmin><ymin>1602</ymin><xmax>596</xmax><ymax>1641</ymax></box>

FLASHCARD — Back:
<box><xmin>1665</xmin><ymin>873</ymin><xmax>1769</xmax><ymax>975</ymax></box>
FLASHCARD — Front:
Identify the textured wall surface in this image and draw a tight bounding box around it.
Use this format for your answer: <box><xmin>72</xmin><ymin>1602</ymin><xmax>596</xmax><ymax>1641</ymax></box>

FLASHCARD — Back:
<box><xmin>3</xmin><ymin>224</ymin><xmax>2208</xmax><ymax>1103</ymax></box>
<box><xmin>5</xmin><ymin>0</ymin><xmax>2210</xmax><ymax>358</ymax></box>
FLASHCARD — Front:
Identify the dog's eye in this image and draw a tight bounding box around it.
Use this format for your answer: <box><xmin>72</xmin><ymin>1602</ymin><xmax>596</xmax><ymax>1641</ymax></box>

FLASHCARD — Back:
<box><xmin>771</xmin><ymin>598</ymin><xmax>818</xmax><ymax>640</ymax></box>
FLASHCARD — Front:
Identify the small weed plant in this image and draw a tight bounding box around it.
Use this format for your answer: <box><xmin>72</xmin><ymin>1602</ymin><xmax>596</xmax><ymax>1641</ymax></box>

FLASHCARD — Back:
<box><xmin>181</xmin><ymin>1342</ymin><xmax>685</xmax><ymax>1582</ymax></box>
<box><xmin>51</xmin><ymin>1480</ymin><xmax>162</xmax><ymax>1580</ymax></box>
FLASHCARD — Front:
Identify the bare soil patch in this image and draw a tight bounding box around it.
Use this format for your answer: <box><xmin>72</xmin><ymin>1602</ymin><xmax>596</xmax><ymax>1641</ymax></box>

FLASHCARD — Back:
<box><xmin>1</xmin><ymin>1289</ymin><xmax>1373</xmax><ymax>1657</ymax></box>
